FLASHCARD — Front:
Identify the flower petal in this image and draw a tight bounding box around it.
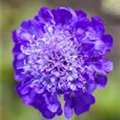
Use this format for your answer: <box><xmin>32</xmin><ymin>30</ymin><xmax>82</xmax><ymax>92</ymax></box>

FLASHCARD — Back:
<box><xmin>95</xmin><ymin>75</ymin><xmax>107</xmax><ymax>89</ymax></box>
<box><xmin>52</xmin><ymin>7</ymin><xmax>77</xmax><ymax>25</ymax></box>
<box><xmin>91</xmin><ymin>16</ymin><xmax>105</xmax><ymax>34</ymax></box>
<box><xmin>21</xmin><ymin>20</ymin><xmax>44</xmax><ymax>37</ymax></box>
<box><xmin>74</xmin><ymin>93</ymin><xmax>95</xmax><ymax>115</ymax></box>
<box><xmin>93</xmin><ymin>59</ymin><xmax>113</xmax><ymax>74</ymax></box>
<box><xmin>47</xmin><ymin>94</ymin><xmax>60</xmax><ymax>113</ymax></box>
<box><xmin>75</xmin><ymin>10</ymin><xmax>87</xmax><ymax>19</ymax></box>
<box><xmin>86</xmin><ymin>82</ymin><xmax>96</xmax><ymax>93</ymax></box>
<box><xmin>41</xmin><ymin>108</ymin><xmax>56</xmax><ymax>119</ymax></box>
<box><xmin>64</xmin><ymin>96</ymin><xmax>73</xmax><ymax>119</ymax></box>
<box><xmin>38</xmin><ymin>7</ymin><xmax>54</xmax><ymax>22</ymax></box>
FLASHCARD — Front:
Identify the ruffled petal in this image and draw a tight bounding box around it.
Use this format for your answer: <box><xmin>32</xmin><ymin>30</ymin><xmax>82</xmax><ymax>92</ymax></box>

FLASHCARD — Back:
<box><xmin>86</xmin><ymin>82</ymin><xmax>96</xmax><ymax>93</ymax></box>
<box><xmin>75</xmin><ymin>10</ymin><xmax>87</xmax><ymax>19</ymax></box>
<box><xmin>74</xmin><ymin>10</ymin><xmax>89</xmax><ymax>29</ymax></box>
<box><xmin>95</xmin><ymin>75</ymin><xmax>107</xmax><ymax>89</ymax></box>
<box><xmin>91</xmin><ymin>16</ymin><xmax>105</xmax><ymax>34</ymax></box>
<box><xmin>80</xmin><ymin>42</ymin><xmax>95</xmax><ymax>54</ymax></box>
<box><xmin>57</xmin><ymin>105</ymin><xmax>63</xmax><ymax>116</ymax></box>
<box><xmin>41</xmin><ymin>107</ymin><xmax>56</xmax><ymax>119</ymax></box>
<box><xmin>30</xmin><ymin>94</ymin><xmax>56</xmax><ymax>119</ymax></box>
<box><xmin>75</xmin><ymin>18</ymin><xmax>90</xmax><ymax>29</ymax></box>
<box><xmin>52</xmin><ymin>7</ymin><xmax>77</xmax><ymax>25</ymax></box>
<box><xmin>64</xmin><ymin>95</ymin><xmax>73</xmax><ymax>119</ymax></box>
<box><xmin>21</xmin><ymin>20</ymin><xmax>44</xmax><ymax>37</ymax></box>
<box><xmin>12</xmin><ymin>30</ymin><xmax>18</xmax><ymax>43</ymax></box>
<box><xmin>47</xmin><ymin>94</ymin><xmax>60</xmax><ymax>113</ymax></box>
<box><xmin>103</xmin><ymin>34</ymin><xmax>113</xmax><ymax>47</ymax></box>
<box><xmin>101</xmin><ymin>34</ymin><xmax>114</xmax><ymax>54</ymax></box>
<box><xmin>93</xmin><ymin>59</ymin><xmax>113</xmax><ymax>74</ymax></box>
<box><xmin>74</xmin><ymin>93</ymin><xmax>95</xmax><ymax>115</ymax></box>
<box><xmin>38</xmin><ymin>7</ymin><xmax>54</xmax><ymax>22</ymax></box>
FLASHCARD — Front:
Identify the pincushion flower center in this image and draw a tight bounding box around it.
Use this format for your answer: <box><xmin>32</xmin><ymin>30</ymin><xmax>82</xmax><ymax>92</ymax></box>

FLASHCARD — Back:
<box><xmin>40</xmin><ymin>26</ymin><xmax>79</xmax><ymax>83</ymax></box>
<box><xmin>43</xmin><ymin>48</ymin><xmax>78</xmax><ymax>84</ymax></box>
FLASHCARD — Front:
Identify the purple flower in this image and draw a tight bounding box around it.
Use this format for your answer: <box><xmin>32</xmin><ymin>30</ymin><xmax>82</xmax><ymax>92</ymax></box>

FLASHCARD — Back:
<box><xmin>12</xmin><ymin>7</ymin><xmax>113</xmax><ymax>119</ymax></box>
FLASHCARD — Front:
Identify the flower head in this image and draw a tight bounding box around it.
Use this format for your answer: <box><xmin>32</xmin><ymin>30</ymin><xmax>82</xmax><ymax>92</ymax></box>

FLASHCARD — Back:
<box><xmin>12</xmin><ymin>7</ymin><xmax>113</xmax><ymax>119</ymax></box>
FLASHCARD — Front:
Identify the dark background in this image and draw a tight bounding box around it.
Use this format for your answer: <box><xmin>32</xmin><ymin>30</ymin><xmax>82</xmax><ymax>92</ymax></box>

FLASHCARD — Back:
<box><xmin>1</xmin><ymin>0</ymin><xmax>120</xmax><ymax>120</ymax></box>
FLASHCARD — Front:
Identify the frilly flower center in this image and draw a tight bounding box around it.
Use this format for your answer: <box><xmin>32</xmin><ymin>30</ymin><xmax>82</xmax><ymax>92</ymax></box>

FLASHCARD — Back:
<box><xmin>21</xmin><ymin>25</ymin><xmax>86</xmax><ymax>92</ymax></box>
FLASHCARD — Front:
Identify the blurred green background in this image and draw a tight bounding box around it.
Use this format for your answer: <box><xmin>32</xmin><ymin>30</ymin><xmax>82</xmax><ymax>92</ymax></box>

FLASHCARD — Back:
<box><xmin>1</xmin><ymin>0</ymin><xmax>120</xmax><ymax>120</ymax></box>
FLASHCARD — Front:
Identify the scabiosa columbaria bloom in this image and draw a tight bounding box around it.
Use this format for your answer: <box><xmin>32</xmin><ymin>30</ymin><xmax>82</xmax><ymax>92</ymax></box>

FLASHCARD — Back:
<box><xmin>12</xmin><ymin>7</ymin><xmax>113</xmax><ymax>119</ymax></box>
